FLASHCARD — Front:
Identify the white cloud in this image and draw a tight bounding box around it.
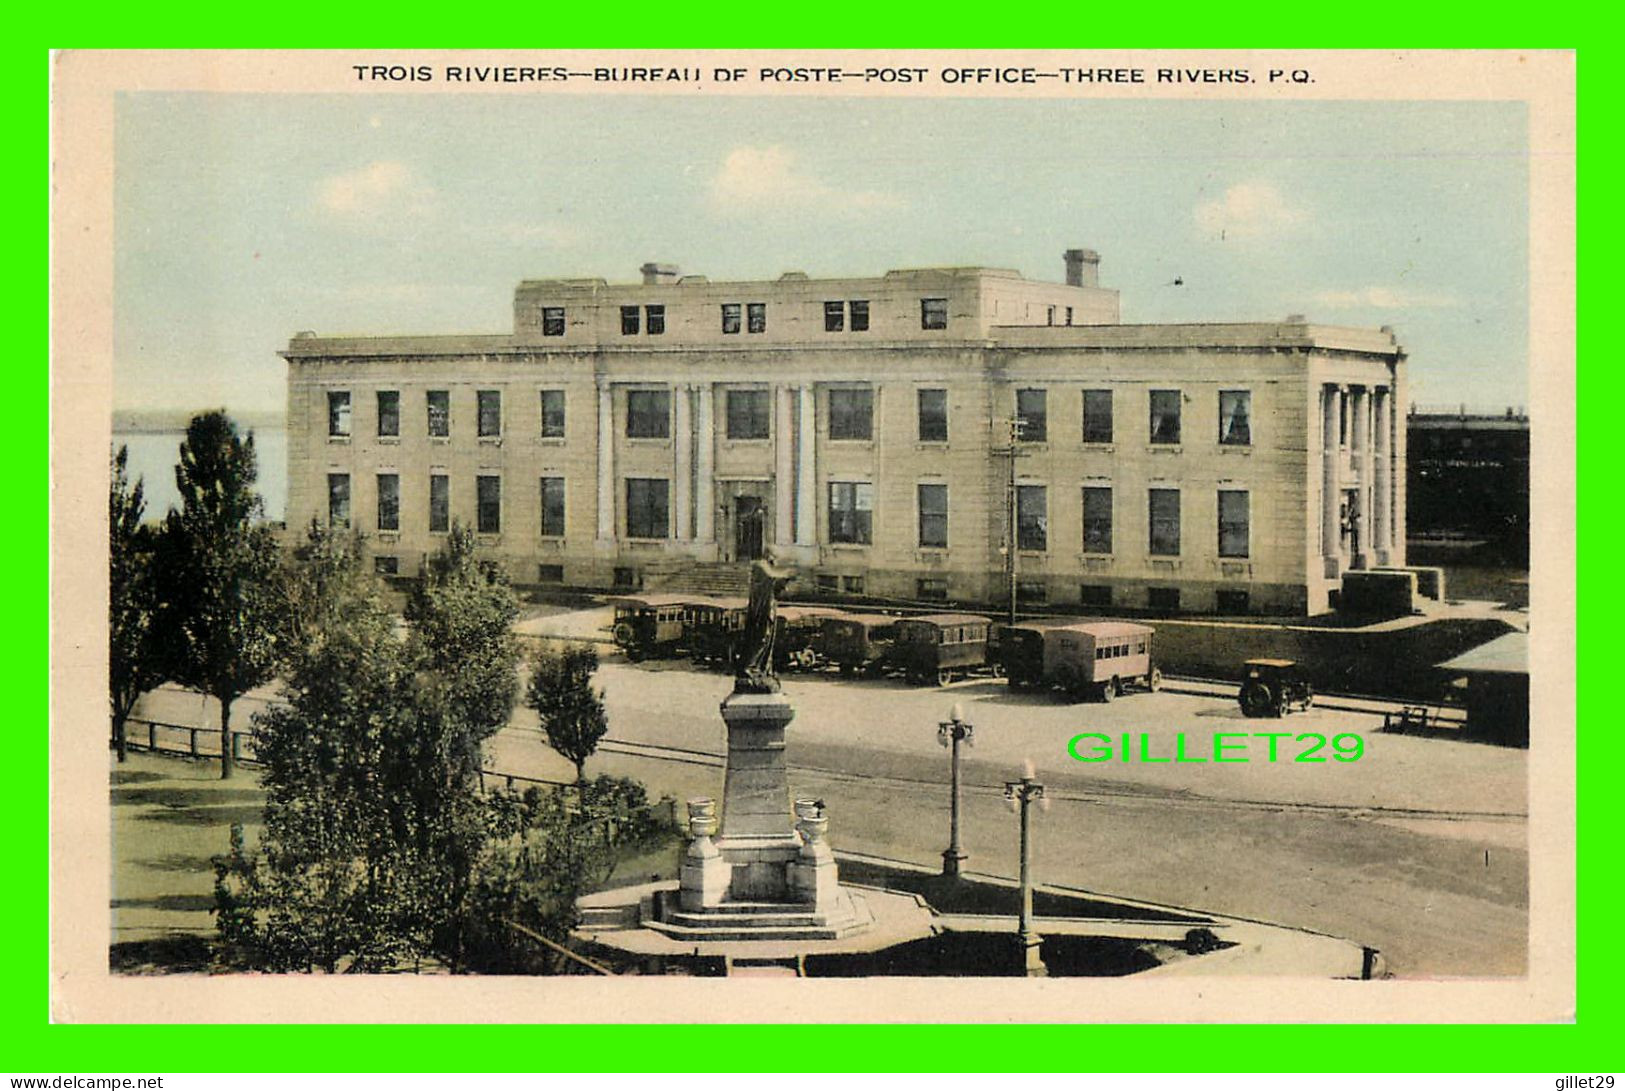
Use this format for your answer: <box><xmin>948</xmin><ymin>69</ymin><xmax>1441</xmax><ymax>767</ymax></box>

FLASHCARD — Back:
<box><xmin>709</xmin><ymin>145</ymin><xmax>904</xmax><ymax>213</ymax></box>
<box><xmin>1312</xmin><ymin>286</ymin><xmax>1461</xmax><ymax>309</ymax></box>
<box><xmin>500</xmin><ymin>220</ymin><xmax>588</xmax><ymax>248</ymax></box>
<box><xmin>1193</xmin><ymin>181</ymin><xmax>1306</xmax><ymax>240</ymax></box>
<box><xmin>315</xmin><ymin>161</ymin><xmax>436</xmax><ymax>218</ymax></box>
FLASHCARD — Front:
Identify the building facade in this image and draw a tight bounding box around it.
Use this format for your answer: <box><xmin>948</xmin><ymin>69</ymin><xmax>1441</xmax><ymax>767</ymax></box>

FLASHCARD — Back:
<box><xmin>282</xmin><ymin>251</ymin><xmax>1406</xmax><ymax>616</ymax></box>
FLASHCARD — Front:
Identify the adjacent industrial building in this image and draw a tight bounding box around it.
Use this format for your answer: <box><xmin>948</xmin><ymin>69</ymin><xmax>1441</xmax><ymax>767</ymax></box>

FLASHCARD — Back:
<box><xmin>282</xmin><ymin>250</ymin><xmax>1408</xmax><ymax>616</ymax></box>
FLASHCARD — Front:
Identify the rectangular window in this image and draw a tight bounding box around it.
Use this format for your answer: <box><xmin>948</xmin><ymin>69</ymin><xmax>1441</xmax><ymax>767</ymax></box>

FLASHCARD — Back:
<box><xmin>374</xmin><ymin>555</ymin><xmax>399</xmax><ymax>576</ymax></box>
<box><xmin>1065</xmin><ymin>306</ymin><xmax>1075</xmax><ymax>326</ymax></box>
<box><xmin>917</xmin><ymin>578</ymin><xmax>949</xmax><ymax>602</ymax></box>
<box><xmin>1216</xmin><ymin>589</ymin><xmax>1250</xmax><ymax>614</ymax></box>
<box><xmin>376</xmin><ymin>473</ymin><xmax>399</xmax><ymax>532</ymax></box>
<box><xmin>1148</xmin><ymin>587</ymin><xmax>1181</xmax><ymax>611</ymax></box>
<box><xmin>726</xmin><ymin>389</ymin><xmax>771</xmax><ymax>440</ymax></box>
<box><xmin>327</xmin><ymin>391</ymin><xmax>351</xmax><ymax>437</ymax></box>
<box><xmin>1218</xmin><ymin>489</ymin><xmax>1250</xmax><ymax>558</ymax></box>
<box><xmin>1083</xmin><ymin>389</ymin><xmax>1113</xmax><ymax>443</ymax></box>
<box><xmin>918</xmin><ymin>483</ymin><xmax>948</xmax><ymax>548</ymax></box>
<box><xmin>626</xmin><ymin>390</ymin><xmax>671</xmax><ymax>438</ymax></box>
<box><xmin>427</xmin><ymin>390</ymin><xmax>450</xmax><ymax>437</ymax></box>
<box><xmin>828</xmin><ymin>482</ymin><xmax>874</xmax><ymax>545</ymax></box>
<box><xmin>540</xmin><ymin>389</ymin><xmax>566</xmax><ymax>438</ymax></box>
<box><xmin>1219</xmin><ymin>390</ymin><xmax>1252</xmax><ymax>446</ymax></box>
<box><xmin>828</xmin><ymin>388</ymin><xmax>873</xmax><ymax>441</ymax></box>
<box><xmin>1017</xmin><ymin>579</ymin><xmax>1048</xmax><ymax>604</ymax></box>
<box><xmin>816</xmin><ymin>574</ymin><xmax>839</xmax><ymax>592</ymax></box>
<box><xmin>824</xmin><ymin>301</ymin><xmax>845</xmax><ymax>332</ymax></box>
<box><xmin>429</xmin><ymin>474</ymin><xmax>449</xmax><ymax>533</ymax></box>
<box><xmin>1046</xmin><ymin>305</ymin><xmax>1056</xmax><ymax>326</ymax></box>
<box><xmin>1017</xmin><ymin>388</ymin><xmax>1048</xmax><ymax>442</ymax></box>
<box><xmin>917</xmin><ymin>388</ymin><xmax>948</xmax><ymax>442</ymax></box>
<box><xmin>1082</xmin><ymin>486</ymin><xmax>1113</xmax><ymax>554</ymax></box>
<box><xmin>477</xmin><ymin>390</ymin><xmax>501</xmax><ymax>438</ymax></box>
<box><xmin>921</xmin><ymin>297</ymin><xmax>948</xmax><ymax>330</ymax></box>
<box><xmin>625</xmin><ymin>478</ymin><xmax>669</xmax><ymax>539</ymax></box>
<box><xmin>541</xmin><ymin>307</ymin><xmax>565</xmax><ymax>337</ymax></box>
<box><xmin>747</xmin><ymin>302</ymin><xmax>767</xmax><ymax>333</ymax></box>
<box><xmin>537</xmin><ymin>564</ymin><xmax>565</xmax><ymax>583</ymax></box>
<box><xmin>1150</xmin><ymin>389</ymin><xmax>1182</xmax><ymax>444</ymax></box>
<box><xmin>1017</xmin><ymin>484</ymin><xmax>1048</xmax><ymax>551</ymax></box>
<box><xmin>721</xmin><ymin>303</ymin><xmax>742</xmax><ymax>335</ymax></box>
<box><xmin>376</xmin><ymin>391</ymin><xmax>399</xmax><ymax>437</ymax></box>
<box><xmin>613</xmin><ymin>566</ymin><xmax>639</xmax><ymax>589</ymax></box>
<box><xmin>850</xmin><ymin>300</ymin><xmax>870</xmax><ymax>331</ymax></box>
<box><xmin>620</xmin><ymin>306</ymin><xmax>640</xmax><ymax>336</ymax></box>
<box><xmin>1149</xmin><ymin>488</ymin><xmax>1181</xmax><ymax>556</ymax></box>
<box><xmin>540</xmin><ymin>476</ymin><xmax>566</xmax><ymax>537</ymax></box>
<box><xmin>327</xmin><ymin>473</ymin><xmax>350</xmax><ymax>527</ymax></box>
<box><xmin>477</xmin><ymin>475</ymin><xmax>501</xmax><ymax>534</ymax></box>
<box><xmin>1080</xmin><ymin>584</ymin><xmax>1112</xmax><ymax>607</ymax></box>
<box><xmin>843</xmin><ymin>575</ymin><xmax>865</xmax><ymax>594</ymax></box>
<box><xmin>645</xmin><ymin>304</ymin><xmax>666</xmax><ymax>335</ymax></box>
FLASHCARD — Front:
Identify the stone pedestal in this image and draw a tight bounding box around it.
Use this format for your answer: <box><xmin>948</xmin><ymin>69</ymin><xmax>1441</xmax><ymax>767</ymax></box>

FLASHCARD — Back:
<box><xmin>788</xmin><ymin>799</ymin><xmax>840</xmax><ymax>910</ymax></box>
<box><xmin>678</xmin><ymin>798</ymin><xmax>731</xmax><ymax>911</ymax></box>
<box><xmin>665</xmin><ymin>685</ymin><xmax>868</xmax><ymax>941</ymax></box>
<box><xmin>718</xmin><ymin>690</ymin><xmax>797</xmax><ymax>840</ymax></box>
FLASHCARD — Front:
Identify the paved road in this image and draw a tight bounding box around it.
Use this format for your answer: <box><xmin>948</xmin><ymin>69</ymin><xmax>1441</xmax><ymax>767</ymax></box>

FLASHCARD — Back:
<box><xmin>131</xmin><ymin>647</ymin><xmax>1528</xmax><ymax>977</ymax></box>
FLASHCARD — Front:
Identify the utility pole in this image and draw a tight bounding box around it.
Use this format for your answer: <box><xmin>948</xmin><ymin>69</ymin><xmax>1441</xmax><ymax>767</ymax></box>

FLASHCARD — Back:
<box><xmin>993</xmin><ymin>415</ymin><xmax>1028</xmax><ymax>627</ymax></box>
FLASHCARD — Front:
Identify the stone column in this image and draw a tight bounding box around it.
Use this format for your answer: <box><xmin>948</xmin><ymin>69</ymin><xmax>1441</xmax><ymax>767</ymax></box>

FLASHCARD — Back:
<box><xmin>1320</xmin><ymin>384</ymin><xmax>1341</xmax><ymax>578</ymax></box>
<box><xmin>774</xmin><ymin>384</ymin><xmax>794</xmax><ymax>547</ymax></box>
<box><xmin>1351</xmin><ymin>386</ymin><xmax>1372</xmax><ymax>570</ymax></box>
<box><xmin>596</xmin><ymin>381</ymin><xmax>615</xmax><ymax>541</ymax></box>
<box><xmin>1373</xmin><ymin>387</ymin><xmax>1392</xmax><ymax>566</ymax></box>
<box><xmin>695</xmin><ymin>384</ymin><xmax>715</xmax><ymax>543</ymax></box>
<box><xmin>673</xmin><ymin>384</ymin><xmax>692</xmax><ymax>541</ymax></box>
<box><xmin>795</xmin><ymin>385</ymin><xmax>816</xmax><ymax>547</ymax></box>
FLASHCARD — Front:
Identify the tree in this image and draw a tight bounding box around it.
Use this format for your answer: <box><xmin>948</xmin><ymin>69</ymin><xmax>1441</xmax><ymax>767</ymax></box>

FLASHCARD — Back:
<box><xmin>526</xmin><ymin>643</ymin><xmax>609</xmax><ymax>788</ymax></box>
<box><xmin>109</xmin><ymin>445</ymin><xmax>165</xmax><ymax>761</ymax></box>
<box><xmin>155</xmin><ymin>411</ymin><xmax>283</xmax><ymax>779</ymax></box>
<box><xmin>405</xmin><ymin>523</ymin><xmax>521</xmax><ymax>740</ymax></box>
<box><xmin>217</xmin><ymin>523</ymin><xmax>532</xmax><ymax>972</ymax></box>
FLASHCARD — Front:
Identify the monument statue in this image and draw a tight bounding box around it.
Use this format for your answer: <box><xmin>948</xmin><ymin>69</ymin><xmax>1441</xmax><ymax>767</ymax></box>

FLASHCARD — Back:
<box><xmin>734</xmin><ymin>553</ymin><xmax>793</xmax><ymax>694</ymax></box>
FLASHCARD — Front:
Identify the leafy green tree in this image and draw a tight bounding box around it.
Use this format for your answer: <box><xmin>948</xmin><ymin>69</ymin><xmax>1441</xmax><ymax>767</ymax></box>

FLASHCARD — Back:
<box><xmin>526</xmin><ymin>643</ymin><xmax>609</xmax><ymax>787</ymax></box>
<box><xmin>109</xmin><ymin>445</ymin><xmax>166</xmax><ymax>761</ymax></box>
<box><xmin>155</xmin><ymin>412</ymin><xmax>282</xmax><ymax>779</ymax></box>
<box><xmin>405</xmin><ymin>523</ymin><xmax>521</xmax><ymax>740</ymax></box>
<box><xmin>217</xmin><ymin>523</ymin><xmax>539</xmax><ymax>972</ymax></box>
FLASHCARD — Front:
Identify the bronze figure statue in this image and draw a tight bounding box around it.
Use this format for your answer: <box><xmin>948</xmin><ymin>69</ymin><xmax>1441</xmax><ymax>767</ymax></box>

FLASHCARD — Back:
<box><xmin>734</xmin><ymin>553</ymin><xmax>793</xmax><ymax>694</ymax></box>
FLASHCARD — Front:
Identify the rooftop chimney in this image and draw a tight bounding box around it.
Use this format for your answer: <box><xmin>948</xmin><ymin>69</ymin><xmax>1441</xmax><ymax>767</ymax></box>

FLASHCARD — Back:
<box><xmin>640</xmin><ymin>262</ymin><xmax>681</xmax><ymax>285</ymax></box>
<box><xmin>1063</xmin><ymin>248</ymin><xmax>1100</xmax><ymax>288</ymax></box>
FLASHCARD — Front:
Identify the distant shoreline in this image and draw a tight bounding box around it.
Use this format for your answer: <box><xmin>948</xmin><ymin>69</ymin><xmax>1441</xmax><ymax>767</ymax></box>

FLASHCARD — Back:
<box><xmin>113</xmin><ymin>409</ymin><xmax>286</xmax><ymax>435</ymax></box>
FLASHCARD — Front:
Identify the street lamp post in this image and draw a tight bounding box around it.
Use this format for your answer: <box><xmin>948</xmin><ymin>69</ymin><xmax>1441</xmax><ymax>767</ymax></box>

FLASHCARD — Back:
<box><xmin>1004</xmin><ymin>763</ymin><xmax>1048</xmax><ymax>977</ymax></box>
<box><xmin>937</xmin><ymin>703</ymin><xmax>974</xmax><ymax>877</ymax></box>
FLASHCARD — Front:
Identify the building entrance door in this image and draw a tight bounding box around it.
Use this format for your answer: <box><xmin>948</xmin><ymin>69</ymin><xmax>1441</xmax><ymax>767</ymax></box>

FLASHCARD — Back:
<box><xmin>1340</xmin><ymin>488</ymin><xmax>1361</xmax><ymax>560</ymax></box>
<box><xmin>734</xmin><ymin>495</ymin><xmax>766</xmax><ymax>561</ymax></box>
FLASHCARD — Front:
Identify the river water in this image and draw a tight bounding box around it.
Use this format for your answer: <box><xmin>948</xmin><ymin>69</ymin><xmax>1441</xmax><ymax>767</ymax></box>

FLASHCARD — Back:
<box><xmin>111</xmin><ymin>428</ymin><xmax>288</xmax><ymax>524</ymax></box>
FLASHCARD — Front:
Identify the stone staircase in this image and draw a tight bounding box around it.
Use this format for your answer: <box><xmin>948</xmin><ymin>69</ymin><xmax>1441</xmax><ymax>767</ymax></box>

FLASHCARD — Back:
<box><xmin>646</xmin><ymin>560</ymin><xmax>752</xmax><ymax>597</ymax></box>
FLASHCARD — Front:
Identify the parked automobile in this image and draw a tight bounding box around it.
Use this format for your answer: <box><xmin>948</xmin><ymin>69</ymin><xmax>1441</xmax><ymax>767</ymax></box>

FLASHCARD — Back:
<box><xmin>610</xmin><ymin>594</ymin><xmax>694</xmax><ymax>661</ymax></box>
<box><xmin>774</xmin><ymin>605</ymin><xmax>847</xmax><ymax>672</ymax></box>
<box><xmin>1237</xmin><ymin>658</ymin><xmax>1314</xmax><ymax>717</ymax></box>
<box><xmin>991</xmin><ymin>619</ymin><xmax>1073</xmax><ymax>690</ymax></box>
<box><xmin>888</xmin><ymin>613</ymin><xmax>997</xmax><ymax>686</ymax></box>
<box><xmin>817</xmin><ymin>613</ymin><xmax>901</xmax><ymax>677</ymax></box>
<box><xmin>1040</xmin><ymin>621</ymin><xmax>1160</xmax><ymax>702</ymax></box>
<box><xmin>685</xmin><ymin>596</ymin><xmax>749</xmax><ymax>671</ymax></box>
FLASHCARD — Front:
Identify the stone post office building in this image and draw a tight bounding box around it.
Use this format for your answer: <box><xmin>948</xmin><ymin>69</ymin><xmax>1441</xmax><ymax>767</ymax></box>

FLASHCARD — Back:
<box><xmin>282</xmin><ymin>250</ymin><xmax>1406</xmax><ymax>616</ymax></box>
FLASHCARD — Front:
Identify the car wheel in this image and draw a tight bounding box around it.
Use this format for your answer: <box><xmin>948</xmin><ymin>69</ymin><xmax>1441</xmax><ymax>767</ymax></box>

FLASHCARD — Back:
<box><xmin>1239</xmin><ymin>680</ymin><xmax>1273</xmax><ymax>718</ymax></box>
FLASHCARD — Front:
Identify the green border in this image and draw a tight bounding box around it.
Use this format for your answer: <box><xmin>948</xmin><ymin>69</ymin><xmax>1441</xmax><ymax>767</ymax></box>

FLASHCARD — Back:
<box><xmin>32</xmin><ymin>21</ymin><xmax>1598</xmax><ymax>1073</ymax></box>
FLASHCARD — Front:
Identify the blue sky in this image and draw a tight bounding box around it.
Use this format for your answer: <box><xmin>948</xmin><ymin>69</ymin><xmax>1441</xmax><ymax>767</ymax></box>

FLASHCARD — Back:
<box><xmin>115</xmin><ymin>93</ymin><xmax>1528</xmax><ymax>415</ymax></box>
